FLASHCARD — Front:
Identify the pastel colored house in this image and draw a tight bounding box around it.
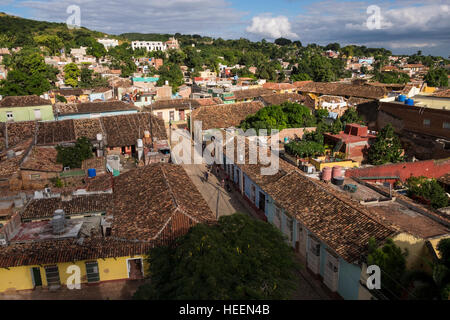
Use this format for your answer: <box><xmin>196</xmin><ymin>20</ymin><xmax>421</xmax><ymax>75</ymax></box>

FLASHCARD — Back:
<box><xmin>0</xmin><ymin>96</ymin><xmax>54</xmax><ymax>122</ymax></box>
<box><xmin>0</xmin><ymin>164</ymin><xmax>215</xmax><ymax>294</ymax></box>
<box><xmin>221</xmin><ymin>141</ymin><xmax>396</xmax><ymax>299</ymax></box>
<box><xmin>220</xmin><ymin>136</ymin><xmax>450</xmax><ymax>299</ymax></box>
<box><xmin>54</xmin><ymin>101</ymin><xmax>138</xmax><ymax>120</ymax></box>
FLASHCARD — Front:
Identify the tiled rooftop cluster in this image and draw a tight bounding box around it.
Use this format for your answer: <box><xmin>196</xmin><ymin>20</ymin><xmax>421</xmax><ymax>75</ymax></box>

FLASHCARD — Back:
<box><xmin>296</xmin><ymin>81</ymin><xmax>386</xmax><ymax>99</ymax></box>
<box><xmin>21</xmin><ymin>194</ymin><xmax>113</xmax><ymax>220</ymax></box>
<box><xmin>191</xmin><ymin>101</ymin><xmax>265</xmax><ymax>130</ymax></box>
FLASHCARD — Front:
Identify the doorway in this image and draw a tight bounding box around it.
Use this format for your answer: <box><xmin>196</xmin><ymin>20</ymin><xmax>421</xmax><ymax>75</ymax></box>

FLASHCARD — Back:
<box><xmin>258</xmin><ymin>192</ymin><xmax>266</xmax><ymax>212</ymax></box>
<box><xmin>128</xmin><ymin>258</ymin><xmax>144</xmax><ymax>279</ymax></box>
<box><xmin>31</xmin><ymin>267</ymin><xmax>42</xmax><ymax>288</ymax></box>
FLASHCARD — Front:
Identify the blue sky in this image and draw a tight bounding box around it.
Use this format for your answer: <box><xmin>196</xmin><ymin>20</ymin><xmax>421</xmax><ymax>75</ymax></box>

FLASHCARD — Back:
<box><xmin>1</xmin><ymin>0</ymin><xmax>449</xmax><ymax>56</ymax></box>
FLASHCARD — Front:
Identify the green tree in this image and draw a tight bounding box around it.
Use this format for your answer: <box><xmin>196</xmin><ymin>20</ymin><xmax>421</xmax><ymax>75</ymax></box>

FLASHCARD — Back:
<box><xmin>156</xmin><ymin>63</ymin><xmax>184</xmax><ymax>93</ymax></box>
<box><xmin>424</xmin><ymin>68</ymin><xmax>449</xmax><ymax>87</ymax></box>
<box><xmin>86</xmin><ymin>40</ymin><xmax>107</xmax><ymax>60</ymax></box>
<box><xmin>133</xmin><ymin>213</ymin><xmax>298</xmax><ymax>300</ymax></box>
<box><xmin>34</xmin><ymin>35</ymin><xmax>63</xmax><ymax>55</ymax></box>
<box><xmin>367</xmin><ymin>124</ymin><xmax>404</xmax><ymax>165</ymax></box>
<box><xmin>404</xmin><ymin>238</ymin><xmax>450</xmax><ymax>300</ymax></box>
<box><xmin>285</xmin><ymin>140</ymin><xmax>325</xmax><ymax>158</ymax></box>
<box><xmin>340</xmin><ymin>107</ymin><xmax>364</xmax><ymax>125</ymax></box>
<box><xmin>63</xmin><ymin>63</ymin><xmax>80</xmax><ymax>87</ymax></box>
<box><xmin>367</xmin><ymin>238</ymin><xmax>408</xmax><ymax>300</ymax></box>
<box><xmin>78</xmin><ymin>67</ymin><xmax>109</xmax><ymax>88</ymax></box>
<box><xmin>0</xmin><ymin>49</ymin><xmax>58</xmax><ymax>96</ymax></box>
<box><xmin>405</xmin><ymin>176</ymin><xmax>448</xmax><ymax>209</ymax></box>
<box><xmin>56</xmin><ymin>137</ymin><xmax>93</xmax><ymax>168</ymax></box>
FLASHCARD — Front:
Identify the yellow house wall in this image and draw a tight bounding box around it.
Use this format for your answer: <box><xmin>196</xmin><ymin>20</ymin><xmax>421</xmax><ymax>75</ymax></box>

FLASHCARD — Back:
<box><xmin>392</xmin><ymin>233</ymin><xmax>433</xmax><ymax>272</ymax></box>
<box><xmin>309</xmin><ymin>157</ymin><xmax>360</xmax><ymax>171</ymax></box>
<box><xmin>0</xmin><ymin>255</ymin><xmax>147</xmax><ymax>293</ymax></box>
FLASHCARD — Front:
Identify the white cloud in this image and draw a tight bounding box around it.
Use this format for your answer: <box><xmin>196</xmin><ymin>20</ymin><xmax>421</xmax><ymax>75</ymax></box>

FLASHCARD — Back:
<box><xmin>246</xmin><ymin>15</ymin><xmax>298</xmax><ymax>39</ymax></box>
<box><xmin>289</xmin><ymin>0</ymin><xmax>450</xmax><ymax>55</ymax></box>
<box><xmin>19</xmin><ymin>0</ymin><xmax>245</xmax><ymax>35</ymax></box>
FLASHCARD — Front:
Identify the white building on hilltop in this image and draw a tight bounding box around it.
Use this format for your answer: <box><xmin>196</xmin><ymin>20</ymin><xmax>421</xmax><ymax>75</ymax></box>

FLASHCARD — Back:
<box><xmin>131</xmin><ymin>41</ymin><xmax>167</xmax><ymax>52</ymax></box>
<box><xmin>97</xmin><ymin>38</ymin><xmax>119</xmax><ymax>50</ymax></box>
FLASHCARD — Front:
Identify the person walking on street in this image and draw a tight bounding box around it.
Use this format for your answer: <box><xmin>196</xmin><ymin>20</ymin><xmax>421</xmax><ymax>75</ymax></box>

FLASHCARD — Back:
<box><xmin>204</xmin><ymin>171</ymin><xmax>209</xmax><ymax>182</ymax></box>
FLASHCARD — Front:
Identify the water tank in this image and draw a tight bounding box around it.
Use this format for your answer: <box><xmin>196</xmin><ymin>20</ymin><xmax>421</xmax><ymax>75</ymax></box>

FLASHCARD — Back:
<box><xmin>137</xmin><ymin>139</ymin><xmax>143</xmax><ymax>148</ymax></box>
<box><xmin>6</xmin><ymin>150</ymin><xmax>15</xmax><ymax>159</ymax></box>
<box><xmin>397</xmin><ymin>95</ymin><xmax>406</xmax><ymax>102</ymax></box>
<box><xmin>144</xmin><ymin>131</ymin><xmax>150</xmax><ymax>138</ymax></box>
<box><xmin>322</xmin><ymin>167</ymin><xmax>332</xmax><ymax>182</ymax></box>
<box><xmin>52</xmin><ymin>209</ymin><xmax>65</xmax><ymax>234</ymax></box>
<box><xmin>88</xmin><ymin>168</ymin><xmax>96</xmax><ymax>178</ymax></box>
<box><xmin>332</xmin><ymin>166</ymin><xmax>343</xmax><ymax>179</ymax></box>
<box><xmin>405</xmin><ymin>99</ymin><xmax>414</xmax><ymax>106</ymax></box>
<box><xmin>96</xmin><ymin>133</ymin><xmax>103</xmax><ymax>141</ymax></box>
<box><xmin>332</xmin><ymin>177</ymin><xmax>345</xmax><ymax>186</ymax></box>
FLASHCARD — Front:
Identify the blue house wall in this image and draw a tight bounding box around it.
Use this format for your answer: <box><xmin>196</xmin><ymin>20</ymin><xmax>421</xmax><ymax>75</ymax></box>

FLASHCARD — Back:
<box><xmin>222</xmin><ymin>159</ymin><xmax>363</xmax><ymax>300</ymax></box>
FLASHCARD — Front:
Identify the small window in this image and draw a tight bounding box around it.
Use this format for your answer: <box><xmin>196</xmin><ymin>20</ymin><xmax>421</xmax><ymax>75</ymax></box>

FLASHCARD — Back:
<box><xmin>286</xmin><ymin>217</ymin><xmax>293</xmax><ymax>242</ymax></box>
<box><xmin>34</xmin><ymin>109</ymin><xmax>42</xmax><ymax>120</ymax></box>
<box><xmin>6</xmin><ymin>111</ymin><xmax>13</xmax><ymax>121</ymax></box>
<box><xmin>44</xmin><ymin>265</ymin><xmax>60</xmax><ymax>287</ymax></box>
<box><xmin>443</xmin><ymin>122</ymin><xmax>450</xmax><ymax>129</ymax></box>
<box><xmin>423</xmin><ymin>119</ymin><xmax>431</xmax><ymax>126</ymax></box>
<box><xmin>85</xmin><ymin>261</ymin><xmax>100</xmax><ymax>283</ymax></box>
<box><xmin>30</xmin><ymin>174</ymin><xmax>40</xmax><ymax>180</ymax></box>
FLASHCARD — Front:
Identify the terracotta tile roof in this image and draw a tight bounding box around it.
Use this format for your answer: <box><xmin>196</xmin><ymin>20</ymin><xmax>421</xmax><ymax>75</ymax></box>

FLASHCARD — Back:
<box><xmin>54</xmin><ymin>88</ymin><xmax>85</xmax><ymax>96</ymax></box>
<box><xmin>20</xmin><ymin>146</ymin><xmax>63</xmax><ymax>172</ymax></box>
<box><xmin>0</xmin><ymin>95</ymin><xmax>52</xmax><ymax>108</ymax></box>
<box><xmin>0</xmin><ymin>237</ymin><xmax>153</xmax><ymax>268</ymax></box>
<box><xmin>191</xmin><ymin>102</ymin><xmax>265</xmax><ymax>130</ymax></box>
<box><xmin>100</xmin><ymin>113</ymin><xmax>166</xmax><ymax>147</ymax></box>
<box><xmin>146</xmin><ymin>98</ymin><xmax>219</xmax><ymax>110</ymax></box>
<box><xmin>1</xmin><ymin>114</ymin><xmax>165</xmax><ymax>149</ymax></box>
<box><xmin>433</xmin><ymin>89</ymin><xmax>450</xmax><ymax>98</ymax></box>
<box><xmin>0</xmin><ymin>139</ymin><xmax>33</xmax><ymax>178</ymax></box>
<box><xmin>36</xmin><ymin>120</ymin><xmax>77</xmax><ymax>145</ymax></box>
<box><xmin>295</xmin><ymin>82</ymin><xmax>386</xmax><ymax>99</ymax></box>
<box><xmin>262</xmin><ymin>82</ymin><xmax>296</xmax><ymax>90</ymax></box>
<box><xmin>233</xmin><ymin>88</ymin><xmax>272</xmax><ymax>100</ymax></box>
<box><xmin>55</xmin><ymin>101</ymin><xmax>137</xmax><ymax>115</ymax></box>
<box><xmin>266</xmin><ymin>171</ymin><xmax>396</xmax><ymax>262</ymax></box>
<box><xmin>73</xmin><ymin>118</ymin><xmax>103</xmax><ymax>141</ymax></box>
<box><xmin>86</xmin><ymin>174</ymin><xmax>113</xmax><ymax>192</ymax></box>
<box><xmin>0</xmin><ymin>121</ymin><xmax>37</xmax><ymax>152</ymax></box>
<box><xmin>438</xmin><ymin>173</ymin><xmax>450</xmax><ymax>186</ymax></box>
<box><xmin>112</xmin><ymin>164</ymin><xmax>215</xmax><ymax>242</ymax></box>
<box><xmin>224</xmin><ymin>137</ymin><xmax>395</xmax><ymax>262</ymax></box>
<box><xmin>21</xmin><ymin>194</ymin><xmax>113</xmax><ymax>220</ymax></box>
<box><xmin>259</xmin><ymin>93</ymin><xmax>308</xmax><ymax>107</ymax></box>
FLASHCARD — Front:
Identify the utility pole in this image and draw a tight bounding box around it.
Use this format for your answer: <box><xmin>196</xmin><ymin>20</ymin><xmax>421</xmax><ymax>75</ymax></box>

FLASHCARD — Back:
<box><xmin>216</xmin><ymin>184</ymin><xmax>220</xmax><ymax>219</ymax></box>
<box><xmin>149</xmin><ymin>104</ymin><xmax>154</xmax><ymax>149</ymax></box>
<box><xmin>189</xmin><ymin>101</ymin><xmax>193</xmax><ymax>137</ymax></box>
<box><xmin>4</xmin><ymin>122</ymin><xmax>8</xmax><ymax>150</ymax></box>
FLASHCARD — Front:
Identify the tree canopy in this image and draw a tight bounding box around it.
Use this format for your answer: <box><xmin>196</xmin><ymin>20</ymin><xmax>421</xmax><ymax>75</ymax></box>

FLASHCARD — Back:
<box><xmin>424</xmin><ymin>68</ymin><xmax>449</xmax><ymax>87</ymax></box>
<box><xmin>240</xmin><ymin>102</ymin><xmax>316</xmax><ymax>133</ymax></box>
<box><xmin>367</xmin><ymin>124</ymin><xmax>404</xmax><ymax>165</ymax></box>
<box><xmin>405</xmin><ymin>176</ymin><xmax>448</xmax><ymax>209</ymax></box>
<box><xmin>133</xmin><ymin>213</ymin><xmax>298</xmax><ymax>300</ymax></box>
<box><xmin>367</xmin><ymin>237</ymin><xmax>408</xmax><ymax>300</ymax></box>
<box><xmin>0</xmin><ymin>47</ymin><xmax>58</xmax><ymax>96</ymax></box>
<box><xmin>56</xmin><ymin>137</ymin><xmax>93</xmax><ymax>168</ymax></box>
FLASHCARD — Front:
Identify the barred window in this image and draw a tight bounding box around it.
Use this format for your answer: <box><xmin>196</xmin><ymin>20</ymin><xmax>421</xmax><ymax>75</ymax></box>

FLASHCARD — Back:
<box><xmin>44</xmin><ymin>265</ymin><xmax>60</xmax><ymax>286</ymax></box>
<box><xmin>85</xmin><ymin>261</ymin><xmax>100</xmax><ymax>283</ymax></box>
